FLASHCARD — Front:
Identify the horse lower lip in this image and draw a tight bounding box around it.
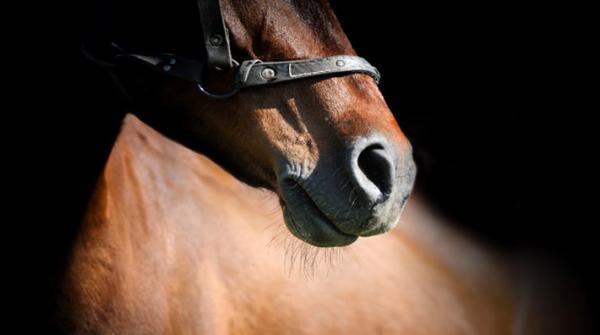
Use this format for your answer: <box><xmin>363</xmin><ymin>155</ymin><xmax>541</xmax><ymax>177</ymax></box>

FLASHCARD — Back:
<box><xmin>280</xmin><ymin>183</ymin><xmax>357</xmax><ymax>247</ymax></box>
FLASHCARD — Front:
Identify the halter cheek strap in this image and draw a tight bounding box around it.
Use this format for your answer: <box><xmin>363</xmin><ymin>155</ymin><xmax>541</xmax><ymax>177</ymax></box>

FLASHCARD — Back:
<box><xmin>197</xmin><ymin>0</ymin><xmax>233</xmax><ymax>70</ymax></box>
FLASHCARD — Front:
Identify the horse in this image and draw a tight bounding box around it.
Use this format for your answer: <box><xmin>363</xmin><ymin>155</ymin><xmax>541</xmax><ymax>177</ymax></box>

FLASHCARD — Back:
<box><xmin>59</xmin><ymin>0</ymin><xmax>587</xmax><ymax>333</ymax></box>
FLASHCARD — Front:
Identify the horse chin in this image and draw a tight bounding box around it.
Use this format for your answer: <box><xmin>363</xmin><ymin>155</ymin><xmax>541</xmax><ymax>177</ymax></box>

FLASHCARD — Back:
<box><xmin>279</xmin><ymin>184</ymin><xmax>358</xmax><ymax>248</ymax></box>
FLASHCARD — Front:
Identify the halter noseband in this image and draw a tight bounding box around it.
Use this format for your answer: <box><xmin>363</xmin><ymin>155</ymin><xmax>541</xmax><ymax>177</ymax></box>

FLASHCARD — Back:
<box><xmin>93</xmin><ymin>0</ymin><xmax>381</xmax><ymax>99</ymax></box>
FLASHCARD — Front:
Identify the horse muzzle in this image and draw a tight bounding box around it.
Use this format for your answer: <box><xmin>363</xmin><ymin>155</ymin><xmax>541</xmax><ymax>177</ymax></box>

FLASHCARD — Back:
<box><xmin>278</xmin><ymin>134</ymin><xmax>416</xmax><ymax>247</ymax></box>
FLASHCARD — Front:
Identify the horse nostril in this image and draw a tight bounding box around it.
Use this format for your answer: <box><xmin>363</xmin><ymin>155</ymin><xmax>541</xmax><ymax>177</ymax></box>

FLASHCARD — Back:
<box><xmin>357</xmin><ymin>145</ymin><xmax>394</xmax><ymax>199</ymax></box>
<box><xmin>354</xmin><ymin>142</ymin><xmax>395</xmax><ymax>203</ymax></box>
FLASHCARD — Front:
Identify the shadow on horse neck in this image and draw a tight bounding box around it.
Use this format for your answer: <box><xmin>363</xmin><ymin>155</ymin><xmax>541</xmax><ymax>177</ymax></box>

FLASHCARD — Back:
<box><xmin>54</xmin><ymin>0</ymin><xmax>590</xmax><ymax>333</ymax></box>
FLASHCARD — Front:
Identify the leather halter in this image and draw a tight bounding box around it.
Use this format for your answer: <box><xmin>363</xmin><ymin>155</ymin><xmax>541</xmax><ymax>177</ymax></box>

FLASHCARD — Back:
<box><xmin>95</xmin><ymin>0</ymin><xmax>381</xmax><ymax>99</ymax></box>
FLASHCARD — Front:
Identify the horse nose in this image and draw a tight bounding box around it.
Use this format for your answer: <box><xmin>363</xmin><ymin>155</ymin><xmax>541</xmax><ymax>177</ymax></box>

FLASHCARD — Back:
<box><xmin>349</xmin><ymin>136</ymin><xmax>396</xmax><ymax>204</ymax></box>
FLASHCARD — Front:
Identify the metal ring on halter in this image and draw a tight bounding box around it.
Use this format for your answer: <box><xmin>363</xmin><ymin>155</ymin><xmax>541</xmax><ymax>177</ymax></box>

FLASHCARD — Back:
<box><xmin>196</xmin><ymin>80</ymin><xmax>240</xmax><ymax>99</ymax></box>
<box><xmin>196</xmin><ymin>59</ymin><xmax>241</xmax><ymax>99</ymax></box>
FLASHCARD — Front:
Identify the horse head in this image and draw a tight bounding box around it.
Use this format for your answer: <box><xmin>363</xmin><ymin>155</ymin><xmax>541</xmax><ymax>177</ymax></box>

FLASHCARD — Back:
<box><xmin>111</xmin><ymin>0</ymin><xmax>416</xmax><ymax>247</ymax></box>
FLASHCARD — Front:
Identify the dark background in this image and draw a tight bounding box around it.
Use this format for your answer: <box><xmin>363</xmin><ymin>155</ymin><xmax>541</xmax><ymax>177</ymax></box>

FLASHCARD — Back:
<box><xmin>334</xmin><ymin>2</ymin><xmax>597</xmax><ymax>331</ymax></box>
<box><xmin>19</xmin><ymin>0</ymin><xmax>595</xmax><ymax>332</ymax></box>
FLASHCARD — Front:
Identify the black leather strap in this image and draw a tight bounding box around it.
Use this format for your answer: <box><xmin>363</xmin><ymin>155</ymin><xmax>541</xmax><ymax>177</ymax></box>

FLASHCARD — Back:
<box><xmin>115</xmin><ymin>54</ymin><xmax>205</xmax><ymax>82</ymax></box>
<box><xmin>197</xmin><ymin>0</ymin><xmax>233</xmax><ymax>70</ymax></box>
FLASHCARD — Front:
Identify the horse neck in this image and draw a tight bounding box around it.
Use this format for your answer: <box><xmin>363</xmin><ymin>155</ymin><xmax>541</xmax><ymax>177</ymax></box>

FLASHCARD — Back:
<box><xmin>85</xmin><ymin>114</ymin><xmax>273</xmax><ymax>249</ymax></box>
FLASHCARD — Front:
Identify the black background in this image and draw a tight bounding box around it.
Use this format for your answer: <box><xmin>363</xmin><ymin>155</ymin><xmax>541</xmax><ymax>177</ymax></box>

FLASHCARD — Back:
<box><xmin>17</xmin><ymin>0</ymin><xmax>596</xmax><ymax>332</ymax></box>
<box><xmin>334</xmin><ymin>3</ymin><xmax>596</xmax><ymax>330</ymax></box>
